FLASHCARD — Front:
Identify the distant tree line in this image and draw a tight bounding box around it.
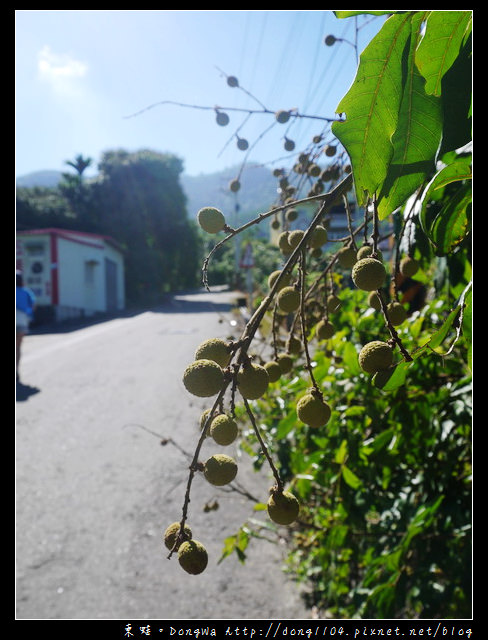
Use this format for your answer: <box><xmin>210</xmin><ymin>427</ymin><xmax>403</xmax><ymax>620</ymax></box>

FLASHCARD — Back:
<box><xmin>16</xmin><ymin>149</ymin><xmax>202</xmax><ymax>305</ymax></box>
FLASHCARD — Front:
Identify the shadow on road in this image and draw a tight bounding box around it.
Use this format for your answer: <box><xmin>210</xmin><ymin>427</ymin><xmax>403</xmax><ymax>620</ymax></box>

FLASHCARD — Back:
<box><xmin>30</xmin><ymin>288</ymin><xmax>246</xmax><ymax>336</ymax></box>
<box><xmin>16</xmin><ymin>379</ymin><xmax>41</xmax><ymax>402</ymax></box>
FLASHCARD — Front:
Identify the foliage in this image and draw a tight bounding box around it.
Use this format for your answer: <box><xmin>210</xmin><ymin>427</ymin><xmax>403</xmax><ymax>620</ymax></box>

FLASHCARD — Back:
<box><xmin>168</xmin><ymin>10</ymin><xmax>471</xmax><ymax>620</ymax></box>
<box><xmin>16</xmin><ymin>149</ymin><xmax>202</xmax><ymax>305</ymax></box>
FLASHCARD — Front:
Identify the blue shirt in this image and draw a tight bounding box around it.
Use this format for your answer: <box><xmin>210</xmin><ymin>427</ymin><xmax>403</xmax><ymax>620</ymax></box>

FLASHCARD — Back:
<box><xmin>16</xmin><ymin>287</ymin><xmax>35</xmax><ymax>317</ymax></box>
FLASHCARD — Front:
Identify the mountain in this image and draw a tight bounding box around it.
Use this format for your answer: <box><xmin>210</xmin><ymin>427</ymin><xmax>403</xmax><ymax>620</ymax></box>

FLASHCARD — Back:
<box><xmin>16</xmin><ymin>164</ymin><xmax>280</xmax><ymax>228</ymax></box>
<box><xmin>181</xmin><ymin>163</ymin><xmax>278</xmax><ymax>227</ymax></box>
<box><xmin>16</xmin><ymin>170</ymin><xmax>64</xmax><ymax>189</ymax></box>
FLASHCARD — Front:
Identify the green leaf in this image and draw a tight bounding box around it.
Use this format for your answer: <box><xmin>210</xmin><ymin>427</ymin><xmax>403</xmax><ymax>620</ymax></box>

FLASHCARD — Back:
<box><xmin>342</xmin><ymin>465</ymin><xmax>362</xmax><ymax>489</ymax></box>
<box><xmin>373</xmin><ymin>362</ymin><xmax>411</xmax><ymax>390</ymax></box>
<box><xmin>334</xmin><ymin>439</ymin><xmax>348</xmax><ymax>465</ymax></box>
<box><xmin>429</xmin><ymin>183</ymin><xmax>471</xmax><ymax>255</ymax></box>
<box><xmin>376</xmin><ymin>12</ymin><xmax>443</xmax><ymax>219</ymax></box>
<box><xmin>415</xmin><ymin>11</ymin><xmax>472</xmax><ymax>96</ymax></box>
<box><xmin>334</xmin><ymin>11</ymin><xmax>397</xmax><ymax>18</ymax></box>
<box><xmin>332</xmin><ymin>13</ymin><xmax>413</xmax><ymax>205</ymax></box>
<box><xmin>419</xmin><ymin>156</ymin><xmax>472</xmax><ymax>252</ymax></box>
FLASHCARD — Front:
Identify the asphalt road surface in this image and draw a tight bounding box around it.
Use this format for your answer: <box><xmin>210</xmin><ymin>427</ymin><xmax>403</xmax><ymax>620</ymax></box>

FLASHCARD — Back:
<box><xmin>16</xmin><ymin>288</ymin><xmax>312</xmax><ymax>622</ymax></box>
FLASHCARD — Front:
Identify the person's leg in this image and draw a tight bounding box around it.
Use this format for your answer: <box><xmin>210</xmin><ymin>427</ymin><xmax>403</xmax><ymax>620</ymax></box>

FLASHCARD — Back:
<box><xmin>16</xmin><ymin>329</ymin><xmax>25</xmax><ymax>380</ymax></box>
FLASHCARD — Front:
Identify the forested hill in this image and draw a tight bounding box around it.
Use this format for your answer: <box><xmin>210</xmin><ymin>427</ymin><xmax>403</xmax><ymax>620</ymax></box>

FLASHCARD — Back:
<box><xmin>16</xmin><ymin>163</ymin><xmax>279</xmax><ymax>227</ymax></box>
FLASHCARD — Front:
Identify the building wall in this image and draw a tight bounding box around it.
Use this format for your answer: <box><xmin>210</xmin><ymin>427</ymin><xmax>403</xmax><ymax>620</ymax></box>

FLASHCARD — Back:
<box><xmin>17</xmin><ymin>229</ymin><xmax>125</xmax><ymax>322</ymax></box>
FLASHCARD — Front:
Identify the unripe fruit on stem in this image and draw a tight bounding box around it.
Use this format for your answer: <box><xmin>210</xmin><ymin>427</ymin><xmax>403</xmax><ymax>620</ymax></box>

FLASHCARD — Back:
<box><xmin>296</xmin><ymin>392</ymin><xmax>331</xmax><ymax>427</ymax></box>
<box><xmin>386</xmin><ymin>301</ymin><xmax>407</xmax><ymax>326</ymax></box>
<box><xmin>285</xmin><ymin>208</ymin><xmax>298</xmax><ymax>222</ymax></box>
<box><xmin>327</xmin><ymin>294</ymin><xmax>342</xmax><ymax>313</ymax></box>
<box><xmin>286</xmin><ymin>335</ymin><xmax>302</xmax><ymax>355</ymax></box>
<box><xmin>267</xmin><ymin>490</ymin><xmax>300</xmax><ymax>525</ymax></box>
<box><xmin>337</xmin><ymin>246</ymin><xmax>357</xmax><ymax>268</ymax></box>
<box><xmin>164</xmin><ymin>522</ymin><xmax>192</xmax><ymax>551</ymax></box>
<box><xmin>288</xmin><ymin>229</ymin><xmax>305</xmax><ymax>250</ymax></box>
<box><xmin>315</xmin><ymin>319</ymin><xmax>334</xmax><ymax>340</ymax></box>
<box><xmin>264</xmin><ymin>360</ymin><xmax>282</xmax><ymax>383</ymax></box>
<box><xmin>275</xmin><ymin>109</ymin><xmax>291</xmax><ymax>124</ymax></box>
<box><xmin>229</xmin><ymin>179</ymin><xmax>241</xmax><ymax>192</ymax></box>
<box><xmin>368</xmin><ymin>291</ymin><xmax>382</xmax><ymax>311</ymax></box>
<box><xmin>400</xmin><ymin>256</ymin><xmax>419</xmax><ymax>278</ymax></box>
<box><xmin>278</xmin><ymin>231</ymin><xmax>293</xmax><ymax>255</ymax></box>
<box><xmin>276</xmin><ymin>353</ymin><xmax>293</xmax><ymax>373</ymax></box>
<box><xmin>237</xmin><ymin>362</ymin><xmax>269</xmax><ymax>399</ymax></box>
<box><xmin>310</xmin><ymin>225</ymin><xmax>328</xmax><ymax>249</ymax></box>
<box><xmin>352</xmin><ymin>258</ymin><xmax>386</xmax><ymax>291</ymax></box>
<box><xmin>358</xmin><ymin>341</ymin><xmax>393</xmax><ymax>374</ymax></box>
<box><xmin>204</xmin><ymin>454</ymin><xmax>238</xmax><ymax>486</ymax></box>
<box><xmin>267</xmin><ymin>270</ymin><xmax>292</xmax><ymax>292</ymax></box>
<box><xmin>183</xmin><ymin>359</ymin><xmax>224</xmax><ymax>397</ymax></box>
<box><xmin>195</xmin><ymin>338</ymin><xmax>231</xmax><ymax>367</ymax></box>
<box><xmin>324</xmin><ymin>34</ymin><xmax>336</xmax><ymax>46</ymax></box>
<box><xmin>284</xmin><ymin>137</ymin><xmax>295</xmax><ymax>151</ymax></box>
<box><xmin>197</xmin><ymin>207</ymin><xmax>226</xmax><ymax>234</ymax></box>
<box><xmin>178</xmin><ymin>540</ymin><xmax>208</xmax><ymax>575</ymax></box>
<box><xmin>277</xmin><ymin>286</ymin><xmax>300</xmax><ymax>313</ymax></box>
<box><xmin>215</xmin><ymin>111</ymin><xmax>229</xmax><ymax>126</ymax></box>
<box><xmin>324</xmin><ymin>144</ymin><xmax>337</xmax><ymax>157</ymax></box>
<box><xmin>209</xmin><ymin>413</ymin><xmax>238</xmax><ymax>446</ymax></box>
<box><xmin>227</xmin><ymin>75</ymin><xmax>239</xmax><ymax>87</ymax></box>
<box><xmin>357</xmin><ymin>245</ymin><xmax>383</xmax><ymax>261</ymax></box>
<box><xmin>237</xmin><ymin>137</ymin><xmax>249</xmax><ymax>151</ymax></box>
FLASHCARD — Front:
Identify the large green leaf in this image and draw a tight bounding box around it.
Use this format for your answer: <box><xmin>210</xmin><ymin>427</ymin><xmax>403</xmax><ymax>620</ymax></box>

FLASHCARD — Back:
<box><xmin>415</xmin><ymin>11</ymin><xmax>472</xmax><ymax>97</ymax></box>
<box><xmin>419</xmin><ymin>156</ymin><xmax>472</xmax><ymax>253</ymax></box>
<box><xmin>376</xmin><ymin>13</ymin><xmax>443</xmax><ymax>219</ymax></box>
<box><xmin>332</xmin><ymin>13</ymin><xmax>413</xmax><ymax>205</ymax></box>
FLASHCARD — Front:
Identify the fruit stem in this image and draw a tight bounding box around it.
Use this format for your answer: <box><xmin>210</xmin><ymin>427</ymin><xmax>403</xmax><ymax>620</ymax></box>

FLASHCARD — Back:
<box><xmin>242</xmin><ymin>397</ymin><xmax>284</xmax><ymax>493</ymax></box>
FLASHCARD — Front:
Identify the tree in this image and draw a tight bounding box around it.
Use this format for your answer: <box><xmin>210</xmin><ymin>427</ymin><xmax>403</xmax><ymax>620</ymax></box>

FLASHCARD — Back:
<box><xmin>163</xmin><ymin>10</ymin><xmax>471</xmax><ymax>620</ymax></box>
<box><xmin>92</xmin><ymin>149</ymin><xmax>201</xmax><ymax>303</ymax></box>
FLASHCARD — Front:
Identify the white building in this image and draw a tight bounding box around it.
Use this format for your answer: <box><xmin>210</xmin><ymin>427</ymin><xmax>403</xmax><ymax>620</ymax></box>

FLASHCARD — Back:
<box><xmin>16</xmin><ymin>228</ymin><xmax>125</xmax><ymax>323</ymax></box>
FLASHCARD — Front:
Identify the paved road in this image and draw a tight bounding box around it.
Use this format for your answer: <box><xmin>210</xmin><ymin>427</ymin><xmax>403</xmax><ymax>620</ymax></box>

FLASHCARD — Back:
<box><xmin>16</xmin><ymin>289</ymin><xmax>312</xmax><ymax>621</ymax></box>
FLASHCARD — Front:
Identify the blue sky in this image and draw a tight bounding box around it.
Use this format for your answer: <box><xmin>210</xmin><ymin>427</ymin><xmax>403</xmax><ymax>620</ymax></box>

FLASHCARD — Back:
<box><xmin>15</xmin><ymin>10</ymin><xmax>385</xmax><ymax>179</ymax></box>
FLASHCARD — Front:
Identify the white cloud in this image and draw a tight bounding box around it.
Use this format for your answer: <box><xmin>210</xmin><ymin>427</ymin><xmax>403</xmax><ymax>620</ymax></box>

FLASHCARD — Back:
<box><xmin>37</xmin><ymin>45</ymin><xmax>88</xmax><ymax>92</ymax></box>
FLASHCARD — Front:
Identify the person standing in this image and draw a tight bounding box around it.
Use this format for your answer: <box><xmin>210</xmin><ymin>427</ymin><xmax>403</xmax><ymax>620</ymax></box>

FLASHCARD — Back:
<box><xmin>16</xmin><ymin>271</ymin><xmax>35</xmax><ymax>382</ymax></box>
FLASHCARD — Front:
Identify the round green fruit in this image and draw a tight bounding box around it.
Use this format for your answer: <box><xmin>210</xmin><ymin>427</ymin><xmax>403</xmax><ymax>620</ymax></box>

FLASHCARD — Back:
<box><xmin>264</xmin><ymin>361</ymin><xmax>282</xmax><ymax>383</ymax></box>
<box><xmin>310</xmin><ymin>225</ymin><xmax>328</xmax><ymax>249</ymax></box>
<box><xmin>400</xmin><ymin>256</ymin><xmax>419</xmax><ymax>278</ymax></box>
<box><xmin>276</xmin><ymin>353</ymin><xmax>293</xmax><ymax>374</ymax></box>
<box><xmin>182</xmin><ymin>359</ymin><xmax>224</xmax><ymax>397</ymax></box>
<box><xmin>195</xmin><ymin>338</ymin><xmax>231</xmax><ymax>368</ymax></box>
<box><xmin>356</xmin><ymin>245</ymin><xmax>383</xmax><ymax>261</ymax></box>
<box><xmin>337</xmin><ymin>246</ymin><xmax>357</xmax><ymax>269</ymax></box>
<box><xmin>278</xmin><ymin>231</ymin><xmax>293</xmax><ymax>255</ymax></box>
<box><xmin>267</xmin><ymin>270</ymin><xmax>292</xmax><ymax>292</ymax></box>
<box><xmin>277</xmin><ymin>286</ymin><xmax>300</xmax><ymax>313</ymax></box>
<box><xmin>178</xmin><ymin>540</ymin><xmax>208</xmax><ymax>575</ymax></box>
<box><xmin>286</xmin><ymin>335</ymin><xmax>302</xmax><ymax>355</ymax></box>
<box><xmin>204</xmin><ymin>454</ymin><xmax>238</xmax><ymax>486</ymax></box>
<box><xmin>358</xmin><ymin>341</ymin><xmax>393</xmax><ymax>374</ymax></box>
<box><xmin>315</xmin><ymin>319</ymin><xmax>334</xmax><ymax>340</ymax></box>
<box><xmin>352</xmin><ymin>258</ymin><xmax>386</xmax><ymax>291</ymax></box>
<box><xmin>164</xmin><ymin>522</ymin><xmax>192</xmax><ymax>551</ymax></box>
<box><xmin>327</xmin><ymin>294</ymin><xmax>342</xmax><ymax>313</ymax></box>
<box><xmin>386</xmin><ymin>301</ymin><xmax>407</xmax><ymax>326</ymax></box>
<box><xmin>296</xmin><ymin>392</ymin><xmax>331</xmax><ymax>428</ymax></box>
<box><xmin>215</xmin><ymin>111</ymin><xmax>229</xmax><ymax>126</ymax></box>
<box><xmin>237</xmin><ymin>362</ymin><xmax>269</xmax><ymax>399</ymax></box>
<box><xmin>275</xmin><ymin>109</ymin><xmax>291</xmax><ymax>124</ymax></box>
<box><xmin>267</xmin><ymin>490</ymin><xmax>300</xmax><ymax>525</ymax></box>
<box><xmin>368</xmin><ymin>291</ymin><xmax>382</xmax><ymax>311</ymax></box>
<box><xmin>288</xmin><ymin>229</ymin><xmax>305</xmax><ymax>250</ymax></box>
<box><xmin>209</xmin><ymin>414</ymin><xmax>238</xmax><ymax>446</ymax></box>
<box><xmin>197</xmin><ymin>207</ymin><xmax>226</xmax><ymax>234</ymax></box>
